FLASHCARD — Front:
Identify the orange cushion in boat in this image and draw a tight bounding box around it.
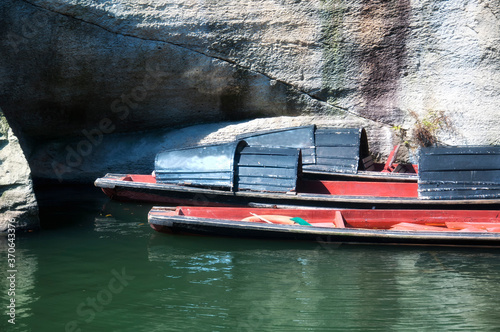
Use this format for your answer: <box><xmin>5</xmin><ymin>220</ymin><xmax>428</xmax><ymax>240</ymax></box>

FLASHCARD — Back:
<box><xmin>242</xmin><ymin>215</ymin><xmax>295</xmax><ymax>225</ymax></box>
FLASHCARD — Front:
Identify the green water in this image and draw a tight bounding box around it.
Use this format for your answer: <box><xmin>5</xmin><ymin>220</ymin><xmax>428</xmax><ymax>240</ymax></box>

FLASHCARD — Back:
<box><xmin>2</xmin><ymin>186</ymin><xmax>500</xmax><ymax>331</ymax></box>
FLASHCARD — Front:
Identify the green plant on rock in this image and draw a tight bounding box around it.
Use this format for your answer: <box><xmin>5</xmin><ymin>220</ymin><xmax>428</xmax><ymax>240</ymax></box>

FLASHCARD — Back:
<box><xmin>392</xmin><ymin>110</ymin><xmax>452</xmax><ymax>149</ymax></box>
<box><xmin>391</xmin><ymin>124</ymin><xmax>410</xmax><ymax>147</ymax></box>
<box><xmin>409</xmin><ymin>110</ymin><xmax>452</xmax><ymax>147</ymax></box>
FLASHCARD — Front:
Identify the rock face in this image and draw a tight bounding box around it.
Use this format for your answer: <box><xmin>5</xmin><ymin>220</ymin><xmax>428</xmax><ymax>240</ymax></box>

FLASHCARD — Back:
<box><xmin>0</xmin><ymin>108</ymin><xmax>39</xmax><ymax>232</ymax></box>
<box><xmin>1</xmin><ymin>0</ymin><xmax>500</xmax><ymax>183</ymax></box>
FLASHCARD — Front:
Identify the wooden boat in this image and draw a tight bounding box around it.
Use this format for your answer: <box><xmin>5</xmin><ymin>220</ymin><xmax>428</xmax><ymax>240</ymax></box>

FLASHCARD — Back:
<box><xmin>95</xmin><ymin>144</ymin><xmax>500</xmax><ymax>209</ymax></box>
<box><xmin>148</xmin><ymin>206</ymin><xmax>500</xmax><ymax>247</ymax></box>
<box><xmin>237</xmin><ymin>126</ymin><xmax>418</xmax><ymax>181</ymax></box>
<box><xmin>95</xmin><ymin>173</ymin><xmax>500</xmax><ymax>209</ymax></box>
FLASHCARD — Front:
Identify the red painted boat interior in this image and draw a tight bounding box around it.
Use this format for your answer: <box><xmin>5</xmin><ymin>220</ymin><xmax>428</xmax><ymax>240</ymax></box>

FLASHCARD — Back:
<box><xmin>118</xmin><ymin>174</ymin><xmax>419</xmax><ymax>198</ymax></box>
<box><xmin>365</xmin><ymin>162</ymin><xmax>418</xmax><ymax>174</ymax></box>
<box><xmin>151</xmin><ymin>207</ymin><xmax>500</xmax><ymax>232</ymax></box>
<box><xmin>123</xmin><ymin>174</ymin><xmax>157</xmax><ymax>183</ymax></box>
<box><xmin>297</xmin><ymin>180</ymin><xmax>418</xmax><ymax>197</ymax></box>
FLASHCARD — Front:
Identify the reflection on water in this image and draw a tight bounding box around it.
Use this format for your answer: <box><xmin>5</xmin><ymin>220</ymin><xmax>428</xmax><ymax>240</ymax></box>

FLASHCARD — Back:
<box><xmin>147</xmin><ymin>234</ymin><xmax>500</xmax><ymax>331</ymax></box>
<box><xmin>0</xmin><ymin>238</ymin><xmax>38</xmax><ymax>332</ymax></box>
<box><xmin>1</xmin><ymin>185</ymin><xmax>500</xmax><ymax>331</ymax></box>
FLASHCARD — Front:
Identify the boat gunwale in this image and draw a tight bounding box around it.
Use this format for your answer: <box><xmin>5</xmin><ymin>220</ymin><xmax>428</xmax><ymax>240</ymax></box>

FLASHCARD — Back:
<box><xmin>148</xmin><ymin>212</ymin><xmax>500</xmax><ymax>241</ymax></box>
<box><xmin>95</xmin><ymin>173</ymin><xmax>500</xmax><ymax>205</ymax></box>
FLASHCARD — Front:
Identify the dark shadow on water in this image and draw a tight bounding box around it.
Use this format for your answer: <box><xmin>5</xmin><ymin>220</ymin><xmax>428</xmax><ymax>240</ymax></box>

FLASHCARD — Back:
<box><xmin>32</xmin><ymin>182</ymin><xmax>500</xmax><ymax>257</ymax></box>
<box><xmin>147</xmin><ymin>227</ymin><xmax>500</xmax><ymax>257</ymax></box>
<box><xmin>34</xmin><ymin>182</ymin><xmax>154</xmax><ymax>230</ymax></box>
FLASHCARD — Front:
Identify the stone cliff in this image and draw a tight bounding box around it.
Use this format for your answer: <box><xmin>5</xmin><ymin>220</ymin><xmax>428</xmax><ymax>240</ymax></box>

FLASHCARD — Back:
<box><xmin>1</xmin><ymin>0</ymin><xmax>499</xmax><ymax>227</ymax></box>
<box><xmin>3</xmin><ymin>0</ymin><xmax>499</xmax><ymax>142</ymax></box>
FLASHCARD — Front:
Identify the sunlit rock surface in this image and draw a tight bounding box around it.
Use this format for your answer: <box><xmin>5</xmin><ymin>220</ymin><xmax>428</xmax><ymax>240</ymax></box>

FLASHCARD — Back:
<box><xmin>0</xmin><ymin>108</ymin><xmax>39</xmax><ymax>232</ymax></box>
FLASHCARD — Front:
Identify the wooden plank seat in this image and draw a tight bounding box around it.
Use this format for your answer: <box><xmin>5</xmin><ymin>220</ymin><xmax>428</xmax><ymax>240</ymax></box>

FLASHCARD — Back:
<box><xmin>362</xmin><ymin>155</ymin><xmax>375</xmax><ymax>171</ymax></box>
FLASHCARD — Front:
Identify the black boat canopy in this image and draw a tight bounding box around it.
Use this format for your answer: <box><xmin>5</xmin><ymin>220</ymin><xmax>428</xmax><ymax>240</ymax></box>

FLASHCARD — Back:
<box><xmin>238</xmin><ymin>125</ymin><xmax>316</xmax><ymax>165</ymax></box>
<box><xmin>155</xmin><ymin>140</ymin><xmax>301</xmax><ymax>193</ymax></box>
<box><xmin>418</xmin><ymin>146</ymin><xmax>500</xmax><ymax>200</ymax></box>
<box><xmin>155</xmin><ymin>141</ymin><xmax>245</xmax><ymax>190</ymax></box>
<box><xmin>237</xmin><ymin>125</ymin><xmax>370</xmax><ymax>174</ymax></box>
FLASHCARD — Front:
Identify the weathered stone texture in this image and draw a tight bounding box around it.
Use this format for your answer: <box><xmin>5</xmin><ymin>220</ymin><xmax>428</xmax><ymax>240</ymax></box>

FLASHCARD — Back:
<box><xmin>400</xmin><ymin>0</ymin><xmax>500</xmax><ymax>145</ymax></box>
<box><xmin>0</xmin><ymin>108</ymin><xmax>39</xmax><ymax>232</ymax></box>
<box><xmin>0</xmin><ymin>0</ymin><xmax>331</xmax><ymax>140</ymax></box>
